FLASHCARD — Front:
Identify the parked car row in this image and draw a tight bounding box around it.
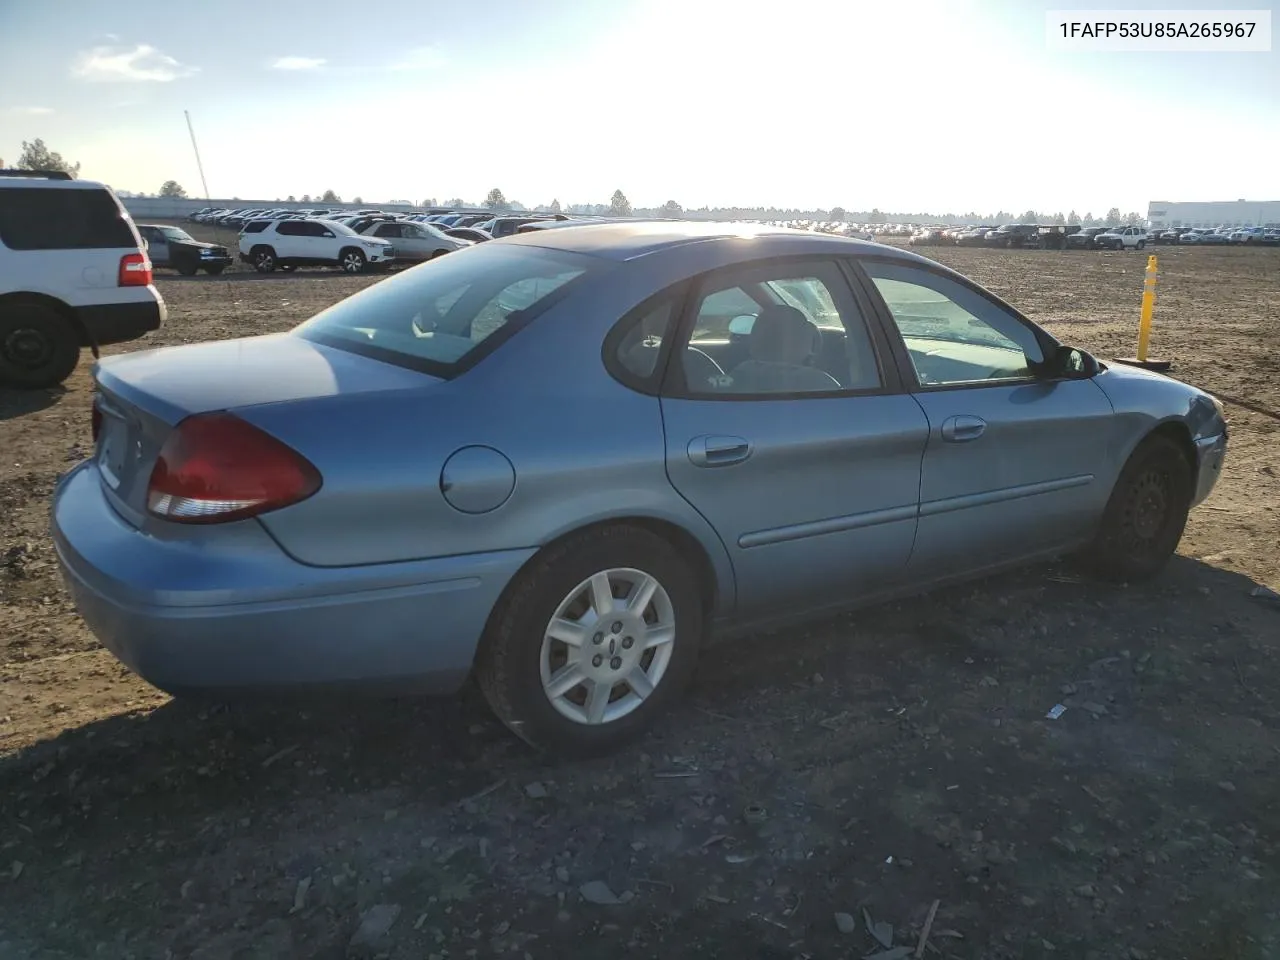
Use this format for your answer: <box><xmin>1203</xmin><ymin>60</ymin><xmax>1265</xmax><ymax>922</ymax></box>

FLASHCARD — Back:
<box><xmin>1150</xmin><ymin>226</ymin><xmax>1280</xmax><ymax>245</ymax></box>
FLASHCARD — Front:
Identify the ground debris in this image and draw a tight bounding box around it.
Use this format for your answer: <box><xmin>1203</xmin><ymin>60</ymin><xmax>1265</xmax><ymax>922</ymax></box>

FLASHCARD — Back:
<box><xmin>835</xmin><ymin>912</ymin><xmax>856</xmax><ymax>935</ymax></box>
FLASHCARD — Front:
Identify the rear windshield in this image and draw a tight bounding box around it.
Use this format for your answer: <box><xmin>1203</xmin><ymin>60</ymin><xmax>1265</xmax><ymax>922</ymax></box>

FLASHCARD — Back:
<box><xmin>295</xmin><ymin>245</ymin><xmax>596</xmax><ymax>376</ymax></box>
<box><xmin>0</xmin><ymin>186</ymin><xmax>136</xmax><ymax>250</ymax></box>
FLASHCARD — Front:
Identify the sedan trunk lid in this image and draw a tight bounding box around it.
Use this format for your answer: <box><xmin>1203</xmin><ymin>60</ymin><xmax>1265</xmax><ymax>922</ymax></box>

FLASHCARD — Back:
<box><xmin>91</xmin><ymin>333</ymin><xmax>439</xmax><ymax>526</ymax></box>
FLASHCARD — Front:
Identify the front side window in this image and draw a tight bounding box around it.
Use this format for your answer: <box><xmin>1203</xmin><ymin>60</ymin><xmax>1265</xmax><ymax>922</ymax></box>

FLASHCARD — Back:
<box><xmin>296</xmin><ymin>245</ymin><xmax>596</xmax><ymax>374</ymax></box>
<box><xmin>861</xmin><ymin>260</ymin><xmax>1043</xmax><ymax>387</ymax></box>
<box><xmin>680</xmin><ymin>260</ymin><xmax>882</xmax><ymax>396</ymax></box>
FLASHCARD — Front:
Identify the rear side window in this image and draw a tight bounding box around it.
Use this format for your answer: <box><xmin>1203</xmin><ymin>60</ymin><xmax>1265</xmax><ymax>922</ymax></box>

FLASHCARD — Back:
<box><xmin>296</xmin><ymin>245</ymin><xmax>597</xmax><ymax>376</ymax></box>
<box><xmin>276</xmin><ymin>221</ymin><xmax>304</xmax><ymax>236</ymax></box>
<box><xmin>0</xmin><ymin>187</ymin><xmax>135</xmax><ymax>250</ymax></box>
<box><xmin>242</xmin><ymin>221</ymin><xmax>269</xmax><ymax>234</ymax></box>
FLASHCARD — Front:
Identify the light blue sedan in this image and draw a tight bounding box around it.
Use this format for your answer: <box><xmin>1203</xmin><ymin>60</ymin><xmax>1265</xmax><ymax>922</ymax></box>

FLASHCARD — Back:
<box><xmin>51</xmin><ymin>222</ymin><xmax>1228</xmax><ymax>755</ymax></box>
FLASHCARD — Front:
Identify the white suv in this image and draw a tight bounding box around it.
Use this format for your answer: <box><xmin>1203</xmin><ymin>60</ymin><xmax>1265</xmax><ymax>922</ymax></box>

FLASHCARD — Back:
<box><xmin>0</xmin><ymin>169</ymin><xmax>165</xmax><ymax>388</ymax></box>
<box><xmin>1094</xmin><ymin>226</ymin><xmax>1148</xmax><ymax>251</ymax></box>
<box><xmin>237</xmin><ymin>219</ymin><xmax>395</xmax><ymax>274</ymax></box>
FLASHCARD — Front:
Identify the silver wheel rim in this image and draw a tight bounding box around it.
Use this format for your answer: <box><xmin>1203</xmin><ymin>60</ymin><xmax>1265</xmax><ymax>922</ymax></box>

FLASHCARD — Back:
<box><xmin>257</xmin><ymin>252</ymin><xmax>273</xmax><ymax>269</ymax></box>
<box><xmin>539</xmin><ymin>567</ymin><xmax>676</xmax><ymax>726</ymax></box>
<box><xmin>343</xmin><ymin>253</ymin><xmax>362</xmax><ymax>272</ymax></box>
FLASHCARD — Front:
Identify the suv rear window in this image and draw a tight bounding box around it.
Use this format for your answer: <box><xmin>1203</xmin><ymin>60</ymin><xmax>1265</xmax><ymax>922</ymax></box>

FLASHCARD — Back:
<box><xmin>295</xmin><ymin>245</ymin><xmax>597</xmax><ymax>376</ymax></box>
<box><xmin>242</xmin><ymin>221</ymin><xmax>269</xmax><ymax>234</ymax></box>
<box><xmin>0</xmin><ymin>187</ymin><xmax>136</xmax><ymax>250</ymax></box>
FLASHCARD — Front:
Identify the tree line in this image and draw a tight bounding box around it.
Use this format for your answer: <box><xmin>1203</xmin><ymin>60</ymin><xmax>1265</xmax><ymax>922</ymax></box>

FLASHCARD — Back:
<box><xmin>2</xmin><ymin>140</ymin><xmax>1147</xmax><ymax>226</ymax></box>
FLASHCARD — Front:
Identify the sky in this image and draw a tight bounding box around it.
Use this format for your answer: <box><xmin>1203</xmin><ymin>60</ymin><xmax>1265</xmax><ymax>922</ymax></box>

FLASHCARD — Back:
<box><xmin>0</xmin><ymin>0</ymin><xmax>1276</xmax><ymax>214</ymax></box>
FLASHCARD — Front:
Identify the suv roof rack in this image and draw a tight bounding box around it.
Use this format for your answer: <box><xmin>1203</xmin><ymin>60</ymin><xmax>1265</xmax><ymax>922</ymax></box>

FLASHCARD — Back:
<box><xmin>0</xmin><ymin>168</ymin><xmax>74</xmax><ymax>180</ymax></box>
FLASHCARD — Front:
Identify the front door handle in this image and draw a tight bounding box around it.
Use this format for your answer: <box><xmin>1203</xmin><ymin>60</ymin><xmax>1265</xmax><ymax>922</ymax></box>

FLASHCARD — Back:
<box><xmin>688</xmin><ymin>435</ymin><xmax>752</xmax><ymax>467</ymax></box>
<box><xmin>940</xmin><ymin>415</ymin><xmax>986</xmax><ymax>443</ymax></box>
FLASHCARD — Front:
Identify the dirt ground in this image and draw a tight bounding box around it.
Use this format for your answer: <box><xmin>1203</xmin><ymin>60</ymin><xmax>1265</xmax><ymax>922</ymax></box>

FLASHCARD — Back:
<box><xmin>2</xmin><ymin>236</ymin><xmax>1279</xmax><ymax>960</ymax></box>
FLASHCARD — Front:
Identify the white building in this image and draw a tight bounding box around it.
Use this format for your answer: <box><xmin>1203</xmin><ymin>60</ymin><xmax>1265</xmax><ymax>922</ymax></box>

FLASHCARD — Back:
<box><xmin>1147</xmin><ymin>199</ymin><xmax>1280</xmax><ymax>230</ymax></box>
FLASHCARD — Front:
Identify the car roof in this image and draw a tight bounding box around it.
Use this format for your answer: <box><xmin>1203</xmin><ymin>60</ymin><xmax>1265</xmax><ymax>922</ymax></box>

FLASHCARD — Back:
<box><xmin>500</xmin><ymin>219</ymin><xmax>907</xmax><ymax>263</ymax></box>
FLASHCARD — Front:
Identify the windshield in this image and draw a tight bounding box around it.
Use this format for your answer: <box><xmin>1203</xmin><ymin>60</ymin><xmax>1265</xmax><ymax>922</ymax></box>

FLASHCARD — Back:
<box><xmin>295</xmin><ymin>245</ymin><xmax>595</xmax><ymax>374</ymax></box>
<box><xmin>160</xmin><ymin>226</ymin><xmax>194</xmax><ymax>242</ymax></box>
<box><xmin>314</xmin><ymin>219</ymin><xmax>357</xmax><ymax>236</ymax></box>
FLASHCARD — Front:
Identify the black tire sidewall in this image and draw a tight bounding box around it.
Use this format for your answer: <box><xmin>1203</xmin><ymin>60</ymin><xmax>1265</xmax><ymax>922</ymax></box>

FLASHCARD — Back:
<box><xmin>0</xmin><ymin>305</ymin><xmax>80</xmax><ymax>389</ymax></box>
<box><xmin>341</xmin><ymin>249</ymin><xmax>366</xmax><ymax>273</ymax></box>
<box><xmin>480</xmin><ymin>527</ymin><xmax>703</xmax><ymax>756</ymax></box>
<box><xmin>1088</xmin><ymin>435</ymin><xmax>1193</xmax><ymax>581</ymax></box>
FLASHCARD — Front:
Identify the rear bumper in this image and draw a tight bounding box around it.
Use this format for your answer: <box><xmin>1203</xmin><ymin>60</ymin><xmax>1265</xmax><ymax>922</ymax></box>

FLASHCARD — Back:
<box><xmin>1192</xmin><ymin>432</ymin><xmax>1227</xmax><ymax>507</ymax></box>
<box><xmin>75</xmin><ymin>295</ymin><xmax>165</xmax><ymax>346</ymax></box>
<box><xmin>51</xmin><ymin>462</ymin><xmax>534</xmax><ymax>696</ymax></box>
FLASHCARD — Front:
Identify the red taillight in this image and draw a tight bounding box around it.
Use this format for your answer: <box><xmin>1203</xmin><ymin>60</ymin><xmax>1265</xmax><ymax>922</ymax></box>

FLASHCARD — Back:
<box><xmin>118</xmin><ymin>252</ymin><xmax>153</xmax><ymax>287</ymax></box>
<box><xmin>91</xmin><ymin>404</ymin><xmax>102</xmax><ymax>443</ymax></box>
<box><xmin>146</xmin><ymin>413</ymin><xmax>321</xmax><ymax>524</ymax></box>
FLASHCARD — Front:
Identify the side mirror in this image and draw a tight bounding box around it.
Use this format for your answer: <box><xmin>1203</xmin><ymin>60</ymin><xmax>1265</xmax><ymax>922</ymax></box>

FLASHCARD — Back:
<box><xmin>1045</xmin><ymin>345</ymin><xmax>1099</xmax><ymax>380</ymax></box>
<box><xmin>727</xmin><ymin>314</ymin><xmax>757</xmax><ymax>337</ymax></box>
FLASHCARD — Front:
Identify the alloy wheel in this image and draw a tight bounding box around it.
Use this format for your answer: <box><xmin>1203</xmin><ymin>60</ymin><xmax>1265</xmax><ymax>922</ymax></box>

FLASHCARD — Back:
<box><xmin>538</xmin><ymin>567</ymin><xmax>676</xmax><ymax>726</ymax></box>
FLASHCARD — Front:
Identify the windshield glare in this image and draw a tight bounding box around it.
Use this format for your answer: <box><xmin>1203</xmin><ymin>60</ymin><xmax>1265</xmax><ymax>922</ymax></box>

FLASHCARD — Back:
<box><xmin>294</xmin><ymin>245</ymin><xmax>593</xmax><ymax>373</ymax></box>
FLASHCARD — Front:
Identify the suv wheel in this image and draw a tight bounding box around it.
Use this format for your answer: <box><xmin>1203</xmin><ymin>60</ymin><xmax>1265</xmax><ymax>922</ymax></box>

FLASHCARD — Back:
<box><xmin>176</xmin><ymin>262</ymin><xmax>198</xmax><ymax>277</ymax></box>
<box><xmin>339</xmin><ymin>248</ymin><xmax>367</xmax><ymax>274</ymax></box>
<box><xmin>251</xmin><ymin>247</ymin><xmax>277</xmax><ymax>273</ymax></box>
<box><xmin>1136</xmin><ymin>240</ymin><xmax>1146</xmax><ymax>250</ymax></box>
<box><xmin>0</xmin><ymin>303</ymin><xmax>81</xmax><ymax>389</ymax></box>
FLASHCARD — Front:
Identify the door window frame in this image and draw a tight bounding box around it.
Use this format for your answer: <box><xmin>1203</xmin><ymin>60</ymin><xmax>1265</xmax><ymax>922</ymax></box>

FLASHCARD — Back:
<box><xmin>660</xmin><ymin>255</ymin><xmax>906</xmax><ymax>401</ymax></box>
<box><xmin>847</xmin><ymin>255</ymin><xmax>1065</xmax><ymax>393</ymax></box>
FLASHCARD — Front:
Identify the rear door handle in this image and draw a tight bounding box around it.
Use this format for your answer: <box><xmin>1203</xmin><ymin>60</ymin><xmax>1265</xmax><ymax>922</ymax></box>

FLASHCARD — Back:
<box><xmin>940</xmin><ymin>415</ymin><xmax>986</xmax><ymax>442</ymax></box>
<box><xmin>688</xmin><ymin>435</ymin><xmax>752</xmax><ymax>467</ymax></box>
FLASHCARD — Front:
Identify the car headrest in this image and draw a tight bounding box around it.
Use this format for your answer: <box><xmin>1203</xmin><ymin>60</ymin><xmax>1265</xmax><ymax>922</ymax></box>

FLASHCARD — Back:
<box><xmin>749</xmin><ymin>304</ymin><xmax>821</xmax><ymax>365</ymax></box>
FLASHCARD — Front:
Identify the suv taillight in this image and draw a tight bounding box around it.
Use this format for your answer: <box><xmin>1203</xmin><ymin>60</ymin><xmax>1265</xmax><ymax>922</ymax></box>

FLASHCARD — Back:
<box><xmin>146</xmin><ymin>413</ymin><xmax>322</xmax><ymax>524</ymax></box>
<box><xmin>118</xmin><ymin>252</ymin><xmax>152</xmax><ymax>287</ymax></box>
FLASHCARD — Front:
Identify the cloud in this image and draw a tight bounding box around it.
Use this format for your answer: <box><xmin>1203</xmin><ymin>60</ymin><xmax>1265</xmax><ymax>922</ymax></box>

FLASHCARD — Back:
<box><xmin>72</xmin><ymin>44</ymin><xmax>198</xmax><ymax>82</ymax></box>
<box><xmin>270</xmin><ymin>56</ymin><xmax>326</xmax><ymax>71</ymax></box>
<box><xmin>9</xmin><ymin>106</ymin><xmax>54</xmax><ymax>115</ymax></box>
<box><xmin>390</xmin><ymin>46</ymin><xmax>447</xmax><ymax>71</ymax></box>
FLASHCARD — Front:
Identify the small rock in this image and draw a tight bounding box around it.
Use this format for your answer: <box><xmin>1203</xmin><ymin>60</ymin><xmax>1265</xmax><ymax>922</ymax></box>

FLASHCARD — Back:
<box><xmin>579</xmin><ymin>880</ymin><xmax>621</xmax><ymax>905</ymax></box>
<box><xmin>1218</xmin><ymin>780</ymin><xmax>1237</xmax><ymax>794</ymax></box>
<box><xmin>1080</xmin><ymin>701</ymin><xmax>1108</xmax><ymax>717</ymax></box>
<box><xmin>1074</xmin><ymin>883</ymin><xmax>1096</xmax><ymax>898</ymax></box>
<box><xmin>1060</xmin><ymin>682</ymin><xmax>1078</xmax><ymax>695</ymax></box>
<box><xmin>555</xmin><ymin>866</ymin><xmax>570</xmax><ymax>884</ymax></box>
<box><xmin>556</xmin><ymin>910</ymin><xmax>571</xmax><ymax>923</ymax></box>
<box><xmin>834</xmin><ymin>912</ymin><xmax>856</xmax><ymax>935</ymax></box>
<box><xmin>492</xmin><ymin>920</ymin><xmax>510</xmax><ymax>936</ymax></box>
<box><xmin>979</xmin><ymin>675</ymin><xmax>999</xmax><ymax>687</ymax></box>
<box><xmin>524</xmin><ymin>782</ymin><xmax>549</xmax><ymax>799</ymax></box>
<box><xmin>1130</xmin><ymin>948</ymin><xmax>1149</xmax><ymax>960</ymax></box>
<box><xmin>1043</xmin><ymin>939</ymin><xmax>1057</xmax><ymax>951</ymax></box>
<box><xmin>1020</xmin><ymin>895</ymin><xmax>1037</xmax><ymax>908</ymax></box>
<box><xmin>180</xmin><ymin>879</ymin><xmax>194</xmax><ymax>899</ymax></box>
<box><xmin>9</xmin><ymin>861</ymin><xmax>22</xmax><ymax>881</ymax></box>
<box><xmin>348</xmin><ymin>904</ymin><xmax>401</xmax><ymax>952</ymax></box>
<box><xmin>290</xmin><ymin>876</ymin><xmax>311</xmax><ymax>913</ymax></box>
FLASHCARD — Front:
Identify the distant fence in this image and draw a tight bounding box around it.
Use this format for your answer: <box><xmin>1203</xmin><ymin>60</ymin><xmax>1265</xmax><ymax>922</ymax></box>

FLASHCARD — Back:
<box><xmin>120</xmin><ymin>197</ymin><xmax>417</xmax><ymax>220</ymax></box>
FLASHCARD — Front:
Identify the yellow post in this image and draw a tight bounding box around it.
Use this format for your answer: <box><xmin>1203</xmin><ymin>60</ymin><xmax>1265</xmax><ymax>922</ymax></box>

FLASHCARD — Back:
<box><xmin>1136</xmin><ymin>254</ymin><xmax>1158</xmax><ymax>361</ymax></box>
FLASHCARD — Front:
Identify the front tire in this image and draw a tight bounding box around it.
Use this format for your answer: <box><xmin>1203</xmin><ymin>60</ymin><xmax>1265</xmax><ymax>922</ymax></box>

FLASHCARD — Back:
<box><xmin>476</xmin><ymin>525</ymin><xmax>704</xmax><ymax>757</ymax></box>
<box><xmin>176</xmin><ymin>261</ymin><xmax>198</xmax><ymax>277</ymax></box>
<box><xmin>0</xmin><ymin>303</ymin><xmax>80</xmax><ymax>389</ymax></box>
<box><xmin>339</xmin><ymin>248</ymin><xmax>367</xmax><ymax>274</ymax></box>
<box><xmin>205</xmin><ymin>265</ymin><xmax>226</xmax><ymax>276</ymax></box>
<box><xmin>1083</xmin><ymin>434</ymin><xmax>1193</xmax><ymax>582</ymax></box>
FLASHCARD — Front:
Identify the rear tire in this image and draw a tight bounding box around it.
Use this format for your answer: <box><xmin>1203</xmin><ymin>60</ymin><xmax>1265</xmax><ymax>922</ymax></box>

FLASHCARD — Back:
<box><xmin>1136</xmin><ymin>240</ymin><xmax>1146</xmax><ymax>250</ymax></box>
<box><xmin>0</xmin><ymin>303</ymin><xmax>81</xmax><ymax>389</ymax></box>
<box><xmin>1083</xmin><ymin>434</ymin><xmax>1193</xmax><ymax>582</ymax></box>
<box><xmin>252</xmin><ymin>247</ymin><xmax>277</xmax><ymax>273</ymax></box>
<box><xmin>205</xmin><ymin>265</ymin><xmax>226</xmax><ymax>276</ymax></box>
<box><xmin>176</xmin><ymin>261</ymin><xmax>198</xmax><ymax>277</ymax></box>
<box><xmin>476</xmin><ymin>525</ymin><xmax>704</xmax><ymax>757</ymax></box>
